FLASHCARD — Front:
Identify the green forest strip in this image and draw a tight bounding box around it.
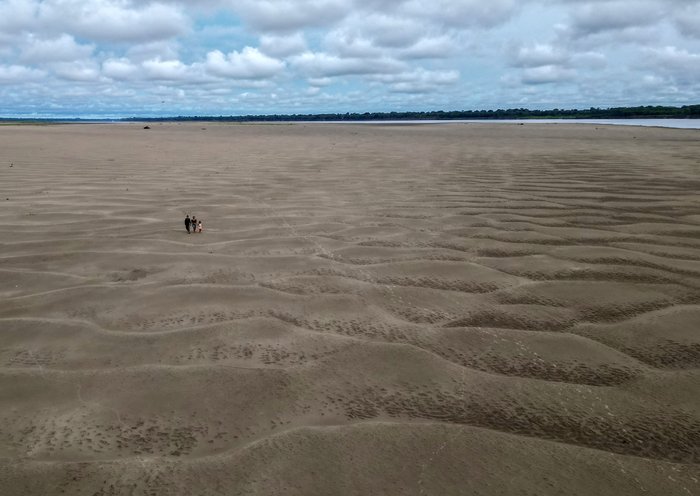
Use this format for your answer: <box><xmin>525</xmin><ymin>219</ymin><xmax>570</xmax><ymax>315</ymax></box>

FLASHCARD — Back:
<box><xmin>125</xmin><ymin>105</ymin><xmax>700</xmax><ymax>122</ymax></box>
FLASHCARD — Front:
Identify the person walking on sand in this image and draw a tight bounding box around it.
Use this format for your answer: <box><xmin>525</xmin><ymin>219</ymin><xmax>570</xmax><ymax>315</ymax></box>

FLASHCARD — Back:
<box><xmin>191</xmin><ymin>216</ymin><xmax>197</xmax><ymax>233</ymax></box>
<box><xmin>184</xmin><ymin>214</ymin><xmax>191</xmax><ymax>234</ymax></box>
<box><xmin>197</xmin><ymin>220</ymin><xmax>203</xmax><ymax>233</ymax></box>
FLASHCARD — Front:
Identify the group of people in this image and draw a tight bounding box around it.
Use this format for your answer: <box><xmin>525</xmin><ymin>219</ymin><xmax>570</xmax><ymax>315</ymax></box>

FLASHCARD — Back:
<box><xmin>184</xmin><ymin>215</ymin><xmax>203</xmax><ymax>234</ymax></box>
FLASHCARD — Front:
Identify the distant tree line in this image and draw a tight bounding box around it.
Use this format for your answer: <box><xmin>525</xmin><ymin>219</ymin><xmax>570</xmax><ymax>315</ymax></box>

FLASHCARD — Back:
<box><xmin>125</xmin><ymin>105</ymin><xmax>700</xmax><ymax>122</ymax></box>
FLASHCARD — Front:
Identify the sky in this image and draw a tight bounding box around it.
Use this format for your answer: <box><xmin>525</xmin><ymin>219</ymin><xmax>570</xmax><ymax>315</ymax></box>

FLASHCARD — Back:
<box><xmin>0</xmin><ymin>0</ymin><xmax>699</xmax><ymax>118</ymax></box>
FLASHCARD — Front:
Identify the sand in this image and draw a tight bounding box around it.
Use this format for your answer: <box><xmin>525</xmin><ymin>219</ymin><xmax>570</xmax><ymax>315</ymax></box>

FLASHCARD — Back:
<box><xmin>0</xmin><ymin>122</ymin><xmax>699</xmax><ymax>495</ymax></box>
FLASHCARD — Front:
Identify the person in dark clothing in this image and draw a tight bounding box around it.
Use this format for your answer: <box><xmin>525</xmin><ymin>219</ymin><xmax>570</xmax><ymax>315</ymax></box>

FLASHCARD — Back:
<box><xmin>185</xmin><ymin>215</ymin><xmax>191</xmax><ymax>233</ymax></box>
<box><xmin>191</xmin><ymin>216</ymin><xmax>197</xmax><ymax>233</ymax></box>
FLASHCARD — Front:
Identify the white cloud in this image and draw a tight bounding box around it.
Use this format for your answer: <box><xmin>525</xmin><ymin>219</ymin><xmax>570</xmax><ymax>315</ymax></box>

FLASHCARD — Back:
<box><xmin>51</xmin><ymin>60</ymin><xmax>101</xmax><ymax>81</ymax></box>
<box><xmin>521</xmin><ymin>65</ymin><xmax>576</xmax><ymax>85</ymax></box>
<box><xmin>0</xmin><ymin>64</ymin><xmax>45</xmax><ymax>83</ymax></box>
<box><xmin>20</xmin><ymin>34</ymin><xmax>94</xmax><ymax>64</ymax></box>
<box><xmin>398</xmin><ymin>36</ymin><xmax>454</xmax><ymax>59</ymax></box>
<box><xmin>512</xmin><ymin>43</ymin><xmax>567</xmax><ymax>68</ymax></box>
<box><xmin>126</xmin><ymin>41</ymin><xmax>180</xmax><ymax>63</ymax></box>
<box><xmin>102</xmin><ymin>58</ymin><xmax>140</xmax><ymax>80</ymax></box>
<box><xmin>142</xmin><ymin>58</ymin><xmax>194</xmax><ymax>81</ymax></box>
<box><xmin>308</xmin><ymin>76</ymin><xmax>333</xmax><ymax>86</ymax></box>
<box><xmin>103</xmin><ymin>56</ymin><xmax>207</xmax><ymax>83</ymax></box>
<box><xmin>205</xmin><ymin>47</ymin><xmax>285</xmax><ymax>79</ymax></box>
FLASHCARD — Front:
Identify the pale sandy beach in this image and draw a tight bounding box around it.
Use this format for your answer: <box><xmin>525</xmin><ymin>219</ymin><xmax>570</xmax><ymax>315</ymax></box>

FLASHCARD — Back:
<box><xmin>1</xmin><ymin>122</ymin><xmax>699</xmax><ymax>495</ymax></box>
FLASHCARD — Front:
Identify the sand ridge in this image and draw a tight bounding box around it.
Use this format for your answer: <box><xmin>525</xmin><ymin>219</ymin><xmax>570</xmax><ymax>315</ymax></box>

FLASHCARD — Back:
<box><xmin>1</xmin><ymin>122</ymin><xmax>699</xmax><ymax>495</ymax></box>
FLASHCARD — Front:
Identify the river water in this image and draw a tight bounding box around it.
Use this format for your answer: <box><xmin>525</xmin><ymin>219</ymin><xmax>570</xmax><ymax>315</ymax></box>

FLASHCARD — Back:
<box><xmin>330</xmin><ymin>119</ymin><xmax>700</xmax><ymax>129</ymax></box>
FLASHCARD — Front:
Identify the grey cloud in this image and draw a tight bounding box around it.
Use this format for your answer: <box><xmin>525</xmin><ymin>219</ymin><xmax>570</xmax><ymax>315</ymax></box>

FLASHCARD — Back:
<box><xmin>3</xmin><ymin>0</ymin><xmax>190</xmax><ymax>44</ymax></box>
<box><xmin>319</xmin><ymin>13</ymin><xmax>455</xmax><ymax>63</ymax></box>
<box><xmin>555</xmin><ymin>0</ymin><xmax>700</xmax><ymax>44</ymax></box>
<box><xmin>643</xmin><ymin>46</ymin><xmax>700</xmax><ymax>85</ymax></box>
<box><xmin>674</xmin><ymin>4</ymin><xmax>700</xmax><ymax>38</ymax></box>
<box><xmin>229</xmin><ymin>0</ymin><xmax>519</xmax><ymax>36</ymax></box>
<box><xmin>560</xmin><ymin>0</ymin><xmax>680</xmax><ymax>45</ymax></box>
<box><xmin>507</xmin><ymin>42</ymin><xmax>577</xmax><ymax>85</ymax></box>
<box><xmin>572</xmin><ymin>51</ymin><xmax>606</xmax><ymax>69</ymax></box>
<box><xmin>372</xmin><ymin>68</ymin><xmax>459</xmax><ymax>93</ymax></box>
<box><xmin>569</xmin><ymin>1</ymin><xmax>660</xmax><ymax>37</ymax></box>
<box><xmin>356</xmin><ymin>0</ymin><xmax>518</xmax><ymax>28</ymax></box>
<box><xmin>401</xmin><ymin>0</ymin><xmax>519</xmax><ymax>28</ymax></box>
<box><xmin>324</xmin><ymin>31</ymin><xmax>383</xmax><ymax>58</ymax></box>
<box><xmin>506</xmin><ymin>36</ymin><xmax>609</xmax><ymax>87</ymax></box>
<box><xmin>357</xmin><ymin>15</ymin><xmax>426</xmax><ymax>48</ymax></box>
<box><xmin>0</xmin><ymin>0</ymin><xmax>37</xmax><ymax>34</ymax></box>
<box><xmin>260</xmin><ymin>33</ymin><xmax>307</xmax><ymax>57</ymax></box>
<box><xmin>53</xmin><ymin>1</ymin><xmax>189</xmax><ymax>43</ymax></box>
<box><xmin>234</xmin><ymin>0</ymin><xmax>348</xmax><ymax>32</ymax></box>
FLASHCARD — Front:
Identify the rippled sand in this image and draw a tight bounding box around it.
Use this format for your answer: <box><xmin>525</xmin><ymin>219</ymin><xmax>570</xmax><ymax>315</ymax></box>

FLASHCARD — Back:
<box><xmin>1</xmin><ymin>122</ymin><xmax>699</xmax><ymax>495</ymax></box>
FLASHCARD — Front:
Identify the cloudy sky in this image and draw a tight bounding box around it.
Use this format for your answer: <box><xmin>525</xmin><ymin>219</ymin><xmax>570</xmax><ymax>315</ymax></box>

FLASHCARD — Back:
<box><xmin>0</xmin><ymin>0</ymin><xmax>699</xmax><ymax>117</ymax></box>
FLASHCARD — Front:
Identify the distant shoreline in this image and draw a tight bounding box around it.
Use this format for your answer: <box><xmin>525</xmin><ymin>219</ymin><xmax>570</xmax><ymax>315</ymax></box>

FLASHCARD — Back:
<box><xmin>2</xmin><ymin>118</ymin><xmax>700</xmax><ymax>129</ymax></box>
<box><xmin>1</xmin><ymin>104</ymin><xmax>699</xmax><ymax>124</ymax></box>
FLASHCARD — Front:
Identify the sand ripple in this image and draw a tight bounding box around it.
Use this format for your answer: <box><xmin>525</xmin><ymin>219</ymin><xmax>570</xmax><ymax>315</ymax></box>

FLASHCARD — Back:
<box><xmin>1</xmin><ymin>123</ymin><xmax>699</xmax><ymax>495</ymax></box>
